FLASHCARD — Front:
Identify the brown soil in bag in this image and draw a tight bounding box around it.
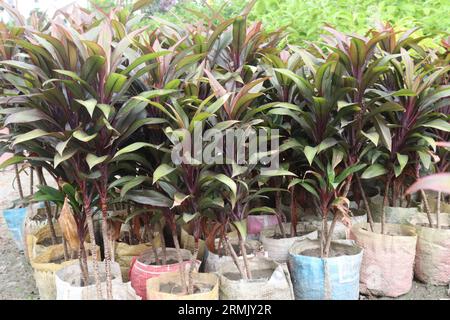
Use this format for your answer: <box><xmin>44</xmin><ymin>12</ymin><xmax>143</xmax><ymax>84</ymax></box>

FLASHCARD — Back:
<box><xmin>38</xmin><ymin>236</ymin><xmax>63</xmax><ymax>246</ymax></box>
<box><xmin>300</xmin><ymin>246</ymin><xmax>356</xmax><ymax>258</ymax></box>
<box><xmin>272</xmin><ymin>230</ymin><xmax>311</xmax><ymax>239</ymax></box>
<box><xmin>160</xmin><ymin>282</ymin><xmax>214</xmax><ymax>295</ymax></box>
<box><xmin>222</xmin><ymin>268</ymin><xmax>274</xmax><ymax>281</ymax></box>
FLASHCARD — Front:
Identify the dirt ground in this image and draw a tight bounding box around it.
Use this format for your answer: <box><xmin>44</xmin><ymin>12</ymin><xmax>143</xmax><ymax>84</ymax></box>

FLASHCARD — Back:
<box><xmin>0</xmin><ymin>165</ymin><xmax>448</xmax><ymax>300</ymax></box>
<box><xmin>0</xmin><ymin>166</ymin><xmax>40</xmax><ymax>300</ymax></box>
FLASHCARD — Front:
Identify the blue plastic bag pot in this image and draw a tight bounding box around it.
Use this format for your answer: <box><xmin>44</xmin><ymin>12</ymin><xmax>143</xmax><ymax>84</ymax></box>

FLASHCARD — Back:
<box><xmin>288</xmin><ymin>239</ymin><xmax>363</xmax><ymax>300</ymax></box>
<box><xmin>3</xmin><ymin>207</ymin><xmax>27</xmax><ymax>250</ymax></box>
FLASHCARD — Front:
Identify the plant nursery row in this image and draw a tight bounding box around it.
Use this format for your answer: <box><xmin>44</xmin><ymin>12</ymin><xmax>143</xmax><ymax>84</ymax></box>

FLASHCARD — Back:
<box><xmin>0</xmin><ymin>1</ymin><xmax>449</xmax><ymax>300</ymax></box>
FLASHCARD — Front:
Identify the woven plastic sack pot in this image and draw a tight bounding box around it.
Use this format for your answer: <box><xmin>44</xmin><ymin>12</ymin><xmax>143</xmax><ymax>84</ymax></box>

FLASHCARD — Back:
<box><xmin>114</xmin><ymin>238</ymin><xmax>161</xmax><ymax>282</ymax></box>
<box><xmin>27</xmin><ymin>223</ymin><xmax>63</xmax><ymax>260</ymax></box>
<box><xmin>414</xmin><ymin>214</ymin><xmax>450</xmax><ymax>285</ymax></box>
<box><xmin>146</xmin><ymin>271</ymin><xmax>219</xmax><ymax>300</ymax></box>
<box><xmin>30</xmin><ymin>243</ymin><xmax>100</xmax><ymax>300</ymax></box>
<box><xmin>218</xmin><ymin>256</ymin><xmax>294</xmax><ymax>300</ymax></box>
<box><xmin>129</xmin><ymin>247</ymin><xmax>200</xmax><ymax>299</ymax></box>
<box><xmin>3</xmin><ymin>207</ymin><xmax>27</xmax><ymax>250</ymax></box>
<box><xmin>55</xmin><ymin>261</ymin><xmax>138</xmax><ymax>300</ymax></box>
<box><xmin>287</xmin><ymin>239</ymin><xmax>363</xmax><ymax>300</ymax></box>
<box><xmin>260</xmin><ymin>223</ymin><xmax>318</xmax><ymax>263</ymax></box>
<box><xmin>350</xmin><ymin>222</ymin><xmax>417</xmax><ymax>297</ymax></box>
<box><xmin>204</xmin><ymin>239</ymin><xmax>264</xmax><ymax>273</ymax></box>
<box><xmin>23</xmin><ymin>203</ymin><xmax>54</xmax><ymax>261</ymax></box>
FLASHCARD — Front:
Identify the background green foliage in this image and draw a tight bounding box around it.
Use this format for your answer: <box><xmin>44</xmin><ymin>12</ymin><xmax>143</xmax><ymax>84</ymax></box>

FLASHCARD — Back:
<box><xmin>91</xmin><ymin>0</ymin><xmax>450</xmax><ymax>45</ymax></box>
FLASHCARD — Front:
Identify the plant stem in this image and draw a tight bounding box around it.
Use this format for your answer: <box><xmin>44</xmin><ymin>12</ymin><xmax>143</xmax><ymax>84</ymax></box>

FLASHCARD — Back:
<box><xmin>381</xmin><ymin>178</ymin><xmax>391</xmax><ymax>235</ymax></box>
<box><xmin>14</xmin><ymin>163</ymin><xmax>24</xmax><ymax>201</ymax></box>
<box><xmin>290</xmin><ymin>188</ymin><xmax>298</xmax><ymax>237</ymax></box>
<box><xmin>318</xmin><ymin>204</ymin><xmax>327</xmax><ymax>257</ymax></box>
<box><xmin>187</xmin><ymin>236</ymin><xmax>199</xmax><ymax>295</ymax></box>
<box><xmin>157</xmin><ymin>221</ymin><xmax>167</xmax><ymax>264</ymax></box>
<box><xmin>29</xmin><ymin>167</ymin><xmax>34</xmax><ymax>195</ymax></box>
<box><xmin>238</xmin><ymin>234</ymin><xmax>252</xmax><ymax>279</ymax></box>
<box><xmin>356</xmin><ymin>175</ymin><xmax>374</xmax><ymax>232</ymax></box>
<box><xmin>100</xmin><ymin>198</ymin><xmax>113</xmax><ymax>300</ymax></box>
<box><xmin>171</xmin><ymin>230</ymin><xmax>188</xmax><ymax>294</ymax></box>
<box><xmin>323</xmin><ymin>214</ymin><xmax>338</xmax><ymax>258</ymax></box>
<box><xmin>79</xmin><ymin>240</ymin><xmax>89</xmax><ymax>286</ymax></box>
<box><xmin>225</xmin><ymin>235</ymin><xmax>247</xmax><ymax>280</ymax></box>
<box><xmin>62</xmin><ymin>237</ymin><xmax>69</xmax><ymax>261</ymax></box>
<box><xmin>84</xmin><ymin>201</ymin><xmax>102</xmax><ymax>299</ymax></box>
<box><xmin>437</xmin><ymin>191</ymin><xmax>441</xmax><ymax>229</ymax></box>
<box><xmin>275</xmin><ymin>191</ymin><xmax>287</xmax><ymax>238</ymax></box>
<box><xmin>421</xmin><ymin>190</ymin><xmax>433</xmax><ymax>228</ymax></box>
<box><xmin>37</xmin><ymin>167</ymin><xmax>57</xmax><ymax>244</ymax></box>
<box><xmin>148</xmin><ymin>224</ymin><xmax>160</xmax><ymax>265</ymax></box>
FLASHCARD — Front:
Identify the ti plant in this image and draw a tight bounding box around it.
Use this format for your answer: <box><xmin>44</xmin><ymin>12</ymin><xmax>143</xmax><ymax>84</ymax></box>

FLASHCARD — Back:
<box><xmin>368</xmin><ymin>47</ymin><xmax>450</xmax><ymax>233</ymax></box>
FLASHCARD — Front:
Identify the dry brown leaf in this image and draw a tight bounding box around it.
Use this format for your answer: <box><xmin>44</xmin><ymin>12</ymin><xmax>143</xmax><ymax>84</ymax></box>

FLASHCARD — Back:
<box><xmin>58</xmin><ymin>197</ymin><xmax>79</xmax><ymax>252</ymax></box>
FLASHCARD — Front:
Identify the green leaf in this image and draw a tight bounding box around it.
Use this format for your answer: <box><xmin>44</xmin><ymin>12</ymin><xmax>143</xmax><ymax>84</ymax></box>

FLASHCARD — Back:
<box><xmin>73</xmin><ymin>130</ymin><xmax>97</xmax><ymax>142</ymax></box>
<box><xmin>373</xmin><ymin>115</ymin><xmax>392</xmax><ymax>151</ymax></box>
<box><xmin>55</xmin><ymin>138</ymin><xmax>71</xmax><ymax>156</ymax></box>
<box><xmin>180</xmin><ymin>212</ymin><xmax>199</xmax><ymax>223</ymax></box>
<box><xmin>105</xmin><ymin>73</ymin><xmax>127</xmax><ymax>97</ymax></box>
<box><xmin>361</xmin><ymin>164</ymin><xmax>387</xmax><ymax>179</ymax></box>
<box><xmin>361</xmin><ymin>131</ymin><xmax>379</xmax><ymax>146</ymax></box>
<box><xmin>5</xmin><ymin>109</ymin><xmax>50</xmax><ymax>125</ymax></box>
<box><xmin>153</xmin><ymin>164</ymin><xmax>176</xmax><ymax>184</ymax></box>
<box><xmin>335</xmin><ymin>163</ymin><xmax>366</xmax><ymax>184</ymax></box>
<box><xmin>289</xmin><ymin>178</ymin><xmax>319</xmax><ymax>199</ymax></box>
<box><xmin>0</xmin><ymin>156</ymin><xmax>25</xmax><ymax>170</ymax></box>
<box><xmin>331</xmin><ymin>148</ymin><xmax>344</xmax><ymax>169</ymax></box>
<box><xmin>176</xmin><ymin>53</ymin><xmax>206</xmax><ymax>71</ymax></box>
<box><xmin>248</xmin><ymin>206</ymin><xmax>277</xmax><ymax>214</ymax></box>
<box><xmin>13</xmin><ymin>129</ymin><xmax>49</xmax><ymax>145</ymax></box>
<box><xmin>232</xmin><ymin>16</ymin><xmax>246</xmax><ymax>55</ymax></box>
<box><xmin>418</xmin><ymin>150</ymin><xmax>431</xmax><ymax>170</ymax></box>
<box><xmin>113</xmin><ymin>142</ymin><xmax>162</xmax><ymax>159</ymax></box>
<box><xmin>394</xmin><ymin>153</ymin><xmax>408</xmax><ymax>177</ymax></box>
<box><xmin>120</xmin><ymin>176</ymin><xmax>148</xmax><ymax>198</ymax></box>
<box><xmin>97</xmin><ymin>104</ymin><xmax>112</xmax><ymax>118</ymax></box>
<box><xmin>34</xmin><ymin>185</ymin><xmax>65</xmax><ymax>203</ymax></box>
<box><xmin>124</xmin><ymin>189</ymin><xmax>172</xmax><ymax>207</ymax></box>
<box><xmin>131</xmin><ymin>0</ymin><xmax>153</xmax><ymax>13</ymax></box>
<box><xmin>317</xmin><ymin>138</ymin><xmax>337</xmax><ymax>153</ymax></box>
<box><xmin>205</xmin><ymin>93</ymin><xmax>231</xmax><ymax>114</ymax></box>
<box><xmin>120</xmin><ymin>51</ymin><xmax>171</xmax><ymax>75</ymax></box>
<box><xmin>81</xmin><ymin>55</ymin><xmax>105</xmax><ymax>82</ymax></box>
<box><xmin>422</xmin><ymin>119</ymin><xmax>450</xmax><ymax>132</ymax></box>
<box><xmin>231</xmin><ymin>220</ymin><xmax>247</xmax><ymax>239</ymax></box>
<box><xmin>172</xmin><ymin>192</ymin><xmax>190</xmax><ymax>208</ymax></box>
<box><xmin>303</xmin><ymin>146</ymin><xmax>317</xmax><ymax>165</ymax></box>
<box><xmin>54</xmin><ymin>149</ymin><xmax>77</xmax><ymax>168</ymax></box>
<box><xmin>75</xmin><ymin>99</ymin><xmax>97</xmax><ymax>117</ymax></box>
<box><xmin>260</xmin><ymin>169</ymin><xmax>297</xmax><ymax>177</ymax></box>
<box><xmin>214</xmin><ymin>174</ymin><xmax>237</xmax><ymax>198</ymax></box>
<box><xmin>86</xmin><ymin>153</ymin><xmax>108</xmax><ymax>170</ymax></box>
<box><xmin>393</xmin><ymin>89</ymin><xmax>417</xmax><ymax>96</ymax></box>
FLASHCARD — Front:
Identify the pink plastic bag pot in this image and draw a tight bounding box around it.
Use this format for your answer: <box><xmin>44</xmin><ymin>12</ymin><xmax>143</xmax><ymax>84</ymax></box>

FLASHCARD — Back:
<box><xmin>129</xmin><ymin>248</ymin><xmax>200</xmax><ymax>299</ymax></box>
<box><xmin>350</xmin><ymin>223</ymin><xmax>417</xmax><ymax>297</ymax></box>
<box><xmin>247</xmin><ymin>215</ymin><xmax>279</xmax><ymax>236</ymax></box>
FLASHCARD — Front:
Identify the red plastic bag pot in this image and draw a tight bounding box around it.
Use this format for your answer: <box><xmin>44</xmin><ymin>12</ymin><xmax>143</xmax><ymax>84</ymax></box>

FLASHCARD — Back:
<box><xmin>129</xmin><ymin>248</ymin><xmax>200</xmax><ymax>299</ymax></box>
